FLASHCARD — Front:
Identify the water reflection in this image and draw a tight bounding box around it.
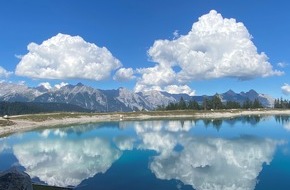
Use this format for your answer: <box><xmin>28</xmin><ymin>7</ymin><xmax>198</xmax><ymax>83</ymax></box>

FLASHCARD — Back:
<box><xmin>202</xmin><ymin>119</ymin><xmax>223</xmax><ymax>130</ymax></box>
<box><xmin>275</xmin><ymin>115</ymin><xmax>290</xmax><ymax>124</ymax></box>
<box><xmin>135</xmin><ymin>120</ymin><xmax>282</xmax><ymax>190</ymax></box>
<box><xmin>40</xmin><ymin>128</ymin><xmax>67</xmax><ymax>138</ymax></box>
<box><xmin>13</xmin><ymin>137</ymin><xmax>121</xmax><ymax>187</ymax></box>
<box><xmin>150</xmin><ymin>136</ymin><xmax>279</xmax><ymax>190</ymax></box>
<box><xmin>39</xmin><ymin>123</ymin><xmax>120</xmax><ymax>138</ymax></box>
<box><xmin>201</xmin><ymin>115</ymin><xmax>267</xmax><ymax>130</ymax></box>
<box><xmin>113</xmin><ymin>136</ymin><xmax>135</xmax><ymax>151</ymax></box>
<box><xmin>0</xmin><ymin>116</ymin><xmax>288</xmax><ymax>189</ymax></box>
<box><xmin>241</xmin><ymin>115</ymin><xmax>262</xmax><ymax>125</ymax></box>
<box><xmin>0</xmin><ymin>138</ymin><xmax>9</xmax><ymax>153</ymax></box>
<box><xmin>275</xmin><ymin>115</ymin><xmax>290</xmax><ymax>132</ymax></box>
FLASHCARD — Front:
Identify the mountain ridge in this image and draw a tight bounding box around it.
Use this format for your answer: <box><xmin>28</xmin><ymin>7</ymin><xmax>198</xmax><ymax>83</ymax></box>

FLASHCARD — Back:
<box><xmin>0</xmin><ymin>82</ymin><xmax>275</xmax><ymax>112</ymax></box>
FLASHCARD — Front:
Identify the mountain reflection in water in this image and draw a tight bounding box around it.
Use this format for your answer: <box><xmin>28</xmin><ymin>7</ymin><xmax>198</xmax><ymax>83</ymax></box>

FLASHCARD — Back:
<box><xmin>0</xmin><ymin>116</ymin><xmax>289</xmax><ymax>190</ymax></box>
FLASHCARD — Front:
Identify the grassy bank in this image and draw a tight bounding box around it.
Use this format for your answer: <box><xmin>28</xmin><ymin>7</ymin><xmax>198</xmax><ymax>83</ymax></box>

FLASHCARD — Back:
<box><xmin>6</xmin><ymin>109</ymin><xmax>283</xmax><ymax>122</ymax></box>
<box><xmin>0</xmin><ymin>119</ymin><xmax>15</xmax><ymax>126</ymax></box>
<box><xmin>12</xmin><ymin>112</ymin><xmax>97</xmax><ymax>122</ymax></box>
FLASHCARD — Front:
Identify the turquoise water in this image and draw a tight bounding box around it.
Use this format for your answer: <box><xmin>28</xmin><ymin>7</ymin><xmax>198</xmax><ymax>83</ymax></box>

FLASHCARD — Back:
<box><xmin>1</xmin><ymin>115</ymin><xmax>290</xmax><ymax>190</ymax></box>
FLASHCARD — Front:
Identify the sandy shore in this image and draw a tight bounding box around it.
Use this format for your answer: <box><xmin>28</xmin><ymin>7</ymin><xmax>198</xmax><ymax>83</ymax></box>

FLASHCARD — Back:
<box><xmin>1</xmin><ymin>109</ymin><xmax>290</xmax><ymax>137</ymax></box>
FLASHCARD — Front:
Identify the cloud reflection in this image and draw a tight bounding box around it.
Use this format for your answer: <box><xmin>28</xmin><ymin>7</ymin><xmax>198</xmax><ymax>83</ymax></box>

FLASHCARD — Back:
<box><xmin>13</xmin><ymin>137</ymin><xmax>121</xmax><ymax>187</ymax></box>
<box><xmin>135</xmin><ymin>120</ymin><xmax>195</xmax><ymax>154</ymax></box>
<box><xmin>0</xmin><ymin>138</ymin><xmax>9</xmax><ymax>153</ymax></box>
<box><xmin>283</xmin><ymin>122</ymin><xmax>290</xmax><ymax>132</ymax></box>
<box><xmin>135</xmin><ymin>120</ymin><xmax>281</xmax><ymax>190</ymax></box>
<box><xmin>6</xmin><ymin>119</ymin><xmax>284</xmax><ymax>189</ymax></box>
<box><xmin>114</xmin><ymin>136</ymin><xmax>135</xmax><ymax>151</ymax></box>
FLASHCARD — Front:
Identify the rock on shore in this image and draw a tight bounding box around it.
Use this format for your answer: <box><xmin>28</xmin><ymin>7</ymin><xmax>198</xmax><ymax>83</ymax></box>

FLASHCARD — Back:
<box><xmin>0</xmin><ymin>168</ymin><xmax>33</xmax><ymax>190</ymax></box>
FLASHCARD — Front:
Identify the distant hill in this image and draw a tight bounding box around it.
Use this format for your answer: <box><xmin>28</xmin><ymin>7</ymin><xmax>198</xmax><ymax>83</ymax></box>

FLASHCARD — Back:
<box><xmin>0</xmin><ymin>82</ymin><xmax>275</xmax><ymax>113</ymax></box>
<box><xmin>0</xmin><ymin>101</ymin><xmax>91</xmax><ymax>116</ymax></box>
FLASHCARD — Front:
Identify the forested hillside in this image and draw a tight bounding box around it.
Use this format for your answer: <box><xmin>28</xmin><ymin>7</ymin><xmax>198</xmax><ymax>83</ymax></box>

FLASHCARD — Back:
<box><xmin>0</xmin><ymin>102</ymin><xmax>91</xmax><ymax>116</ymax></box>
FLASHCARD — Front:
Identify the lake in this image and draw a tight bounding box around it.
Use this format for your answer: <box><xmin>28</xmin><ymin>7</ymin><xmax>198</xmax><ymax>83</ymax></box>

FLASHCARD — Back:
<box><xmin>1</xmin><ymin>115</ymin><xmax>290</xmax><ymax>190</ymax></box>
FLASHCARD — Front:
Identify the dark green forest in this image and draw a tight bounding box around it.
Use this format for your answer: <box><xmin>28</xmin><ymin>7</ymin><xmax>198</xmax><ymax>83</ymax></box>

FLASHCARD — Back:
<box><xmin>158</xmin><ymin>95</ymin><xmax>264</xmax><ymax>111</ymax></box>
<box><xmin>0</xmin><ymin>102</ymin><xmax>90</xmax><ymax>116</ymax></box>
<box><xmin>274</xmin><ymin>98</ymin><xmax>290</xmax><ymax>109</ymax></box>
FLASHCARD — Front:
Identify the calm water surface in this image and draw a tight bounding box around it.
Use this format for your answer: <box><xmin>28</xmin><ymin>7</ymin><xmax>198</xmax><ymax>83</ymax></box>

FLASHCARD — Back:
<box><xmin>1</xmin><ymin>115</ymin><xmax>290</xmax><ymax>190</ymax></box>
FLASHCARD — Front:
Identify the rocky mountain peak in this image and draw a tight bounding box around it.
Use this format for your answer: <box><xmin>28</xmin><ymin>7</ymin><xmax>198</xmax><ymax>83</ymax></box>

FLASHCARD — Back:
<box><xmin>247</xmin><ymin>89</ymin><xmax>259</xmax><ymax>96</ymax></box>
<box><xmin>224</xmin><ymin>89</ymin><xmax>236</xmax><ymax>96</ymax></box>
<box><xmin>0</xmin><ymin>82</ymin><xmax>275</xmax><ymax>111</ymax></box>
<box><xmin>76</xmin><ymin>82</ymin><xmax>84</xmax><ymax>87</ymax></box>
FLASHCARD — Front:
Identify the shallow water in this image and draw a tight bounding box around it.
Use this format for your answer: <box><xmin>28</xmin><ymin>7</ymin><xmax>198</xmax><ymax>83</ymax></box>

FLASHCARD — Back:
<box><xmin>1</xmin><ymin>115</ymin><xmax>290</xmax><ymax>190</ymax></box>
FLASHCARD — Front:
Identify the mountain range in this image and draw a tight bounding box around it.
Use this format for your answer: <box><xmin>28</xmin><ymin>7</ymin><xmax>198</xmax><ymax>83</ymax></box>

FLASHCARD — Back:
<box><xmin>0</xmin><ymin>82</ymin><xmax>275</xmax><ymax>112</ymax></box>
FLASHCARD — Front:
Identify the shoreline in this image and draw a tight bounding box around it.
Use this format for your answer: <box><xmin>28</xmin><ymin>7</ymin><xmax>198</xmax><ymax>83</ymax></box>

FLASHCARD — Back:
<box><xmin>1</xmin><ymin>109</ymin><xmax>290</xmax><ymax>137</ymax></box>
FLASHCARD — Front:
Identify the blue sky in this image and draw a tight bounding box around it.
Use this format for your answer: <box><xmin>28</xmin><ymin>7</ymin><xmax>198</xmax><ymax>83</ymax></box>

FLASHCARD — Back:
<box><xmin>0</xmin><ymin>0</ymin><xmax>290</xmax><ymax>98</ymax></box>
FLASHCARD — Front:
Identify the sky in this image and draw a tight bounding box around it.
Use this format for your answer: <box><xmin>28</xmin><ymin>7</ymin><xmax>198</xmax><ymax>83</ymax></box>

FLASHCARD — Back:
<box><xmin>0</xmin><ymin>0</ymin><xmax>290</xmax><ymax>98</ymax></box>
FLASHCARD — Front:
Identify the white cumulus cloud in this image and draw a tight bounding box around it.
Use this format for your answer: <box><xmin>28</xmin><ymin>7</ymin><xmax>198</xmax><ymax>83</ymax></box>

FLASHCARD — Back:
<box><xmin>15</xmin><ymin>33</ymin><xmax>122</xmax><ymax>80</ymax></box>
<box><xmin>173</xmin><ymin>30</ymin><xmax>180</xmax><ymax>39</ymax></box>
<box><xmin>135</xmin><ymin>65</ymin><xmax>179</xmax><ymax>93</ymax></box>
<box><xmin>282</xmin><ymin>83</ymin><xmax>290</xmax><ymax>95</ymax></box>
<box><xmin>113</xmin><ymin>67</ymin><xmax>135</xmax><ymax>82</ymax></box>
<box><xmin>277</xmin><ymin>62</ymin><xmax>288</xmax><ymax>68</ymax></box>
<box><xmin>38</xmin><ymin>82</ymin><xmax>52</xmax><ymax>90</ymax></box>
<box><xmin>54</xmin><ymin>82</ymin><xmax>69</xmax><ymax>89</ymax></box>
<box><xmin>164</xmin><ymin>85</ymin><xmax>195</xmax><ymax>96</ymax></box>
<box><xmin>135</xmin><ymin>10</ymin><xmax>283</xmax><ymax>94</ymax></box>
<box><xmin>0</xmin><ymin>66</ymin><xmax>12</xmax><ymax>78</ymax></box>
<box><xmin>38</xmin><ymin>82</ymin><xmax>68</xmax><ymax>90</ymax></box>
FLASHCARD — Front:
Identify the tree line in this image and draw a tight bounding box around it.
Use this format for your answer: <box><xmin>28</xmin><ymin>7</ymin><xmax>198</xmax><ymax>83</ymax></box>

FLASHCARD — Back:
<box><xmin>0</xmin><ymin>101</ymin><xmax>90</xmax><ymax>116</ymax></box>
<box><xmin>157</xmin><ymin>95</ymin><xmax>264</xmax><ymax>111</ymax></box>
<box><xmin>274</xmin><ymin>98</ymin><xmax>290</xmax><ymax>109</ymax></box>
